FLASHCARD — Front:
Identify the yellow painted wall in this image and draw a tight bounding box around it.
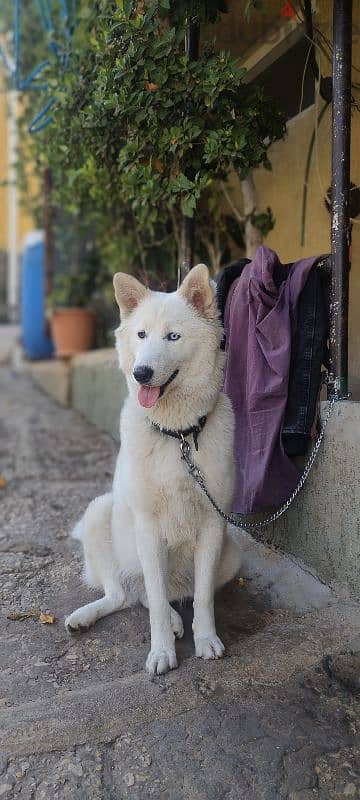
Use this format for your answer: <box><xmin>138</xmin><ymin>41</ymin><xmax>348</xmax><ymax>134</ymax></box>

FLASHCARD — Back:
<box><xmin>219</xmin><ymin>0</ymin><xmax>360</xmax><ymax>398</ymax></box>
<box><xmin>0</xmin><ymin>76</ymin><xmax>37</xmax><ymax>253</ymax></box>
<box><xmin>254</xmin><ymin>104</ymin><xmax>360</xmax><ymax>399</ymax></box>
<box><xmin>0</xmin><ymin>79</ymin><xmax>9</xmax><ymax>252</ymax></box>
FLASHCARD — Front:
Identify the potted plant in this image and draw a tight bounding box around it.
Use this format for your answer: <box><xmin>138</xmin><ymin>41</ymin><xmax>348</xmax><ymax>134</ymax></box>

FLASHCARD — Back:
<box><xmin>48</xmin><ymin>272</ymin><xmax>96</xmax><ymax>357</ymax></box>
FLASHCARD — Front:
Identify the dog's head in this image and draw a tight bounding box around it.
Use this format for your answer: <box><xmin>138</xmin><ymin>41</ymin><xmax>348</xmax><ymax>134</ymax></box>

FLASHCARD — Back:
<box><xmin>113</xmin><ymin>264</ymin><xmax>224</xmax><ymax>426</ymax></box>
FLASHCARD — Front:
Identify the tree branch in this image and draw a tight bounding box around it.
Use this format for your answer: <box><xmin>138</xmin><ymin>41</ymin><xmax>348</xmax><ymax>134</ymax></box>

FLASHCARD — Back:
<box><xmin>220</xmin><ymin>180</ymin><xmax>245</xmax><ymax>226</ymax></box>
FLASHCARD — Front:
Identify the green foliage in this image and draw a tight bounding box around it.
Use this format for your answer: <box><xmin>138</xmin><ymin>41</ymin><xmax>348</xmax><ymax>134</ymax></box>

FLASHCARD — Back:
<box><xmin>47</xmin><ymin>224</ymin><xmax>109</xmax><ymax>308</ymax></box>
<box><xmin>47</xmin><ymin>272</ymin><xmax>91</xmax><ymax>308</ymax></box>
<box><xmin>2</xmin><ymin>0</ymin><xmax>285</xmax><ymax>283</ymax></box>
<box><xmin>250</xmin><ymin>206</ymin><xmax>275</xmax><ymax>238</ymax></box>
<box><xmin>33</xmin><ymin>0</ymin><xmax>285</xmax><ymax>277</ymax></box>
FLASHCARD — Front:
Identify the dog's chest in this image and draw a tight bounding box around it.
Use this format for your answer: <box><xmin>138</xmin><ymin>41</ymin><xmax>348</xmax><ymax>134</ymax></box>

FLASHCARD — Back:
<box><xmin>118</xmin><ymin>395</ymin><xmax>234</xmax><ymax>545</ymax></box>
<box><xmin>125</xmin><ymin>432</ymin><xmax>204</xmax><ymax>542</ymax></box>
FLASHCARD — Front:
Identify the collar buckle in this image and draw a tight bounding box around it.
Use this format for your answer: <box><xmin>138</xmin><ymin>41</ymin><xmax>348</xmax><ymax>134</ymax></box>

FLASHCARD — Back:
<box><xmin>180</xmin><ymin>435</ymin><xmax>191</xmax><ymax>460</ymax></box>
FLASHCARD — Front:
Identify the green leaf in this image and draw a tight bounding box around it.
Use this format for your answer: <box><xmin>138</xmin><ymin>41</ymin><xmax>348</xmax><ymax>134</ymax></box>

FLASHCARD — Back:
<box><xmin>181</xmin><ymin>194</ymin><xmax>196</xmax><ymax>217</ymax></box>
<box><xmin>170</xmin><ymin>173</ymin><xmax>194</xmax><ymax>193</ymax></box>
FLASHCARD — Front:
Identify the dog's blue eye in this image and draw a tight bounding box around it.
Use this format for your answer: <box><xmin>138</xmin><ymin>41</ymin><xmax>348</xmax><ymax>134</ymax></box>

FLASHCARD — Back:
<box><xmin>167</xmin><ymin>332</ymin><xmax>181</xmax><ymax>342</ymax></box>
<box><xmin>137</xmin><ymin>331</ymin><xmax>146</xmax><ymax>339</ymax></box>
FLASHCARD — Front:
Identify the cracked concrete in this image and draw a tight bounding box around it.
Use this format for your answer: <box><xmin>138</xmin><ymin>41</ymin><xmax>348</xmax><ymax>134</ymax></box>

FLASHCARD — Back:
<box><xmin>1</xmin><ymin>367</ymin><xmax>360</xmax><ymax>799</ymax></box>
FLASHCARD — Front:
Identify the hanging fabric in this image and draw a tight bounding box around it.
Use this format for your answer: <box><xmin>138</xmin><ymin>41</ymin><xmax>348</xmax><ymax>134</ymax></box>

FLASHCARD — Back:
<box><xmin>222</xmin><ymin>246</ymin><xmax>328</xmax><ymax>514</ymax></box>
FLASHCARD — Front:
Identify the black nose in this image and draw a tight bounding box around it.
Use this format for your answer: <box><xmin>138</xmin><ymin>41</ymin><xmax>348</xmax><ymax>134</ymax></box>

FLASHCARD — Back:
<box><xmin>133</xmin><ymin>365</ymin><xmax>154</xmax><ymax>384</ymax></box>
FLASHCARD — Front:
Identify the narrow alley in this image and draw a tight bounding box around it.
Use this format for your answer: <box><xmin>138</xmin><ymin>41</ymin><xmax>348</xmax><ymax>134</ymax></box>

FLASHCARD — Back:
<box><xmin>1</xmin><ymin>367</ymin><xmax>360</xmax><ymax>799</ymax></box>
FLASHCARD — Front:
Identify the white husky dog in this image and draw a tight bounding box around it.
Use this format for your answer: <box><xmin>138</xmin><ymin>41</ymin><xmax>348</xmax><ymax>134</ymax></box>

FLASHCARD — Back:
<box><xmin>65</xmin><ymin>264</ymin><xmax>241</xmax><ymax>674</ymax></box>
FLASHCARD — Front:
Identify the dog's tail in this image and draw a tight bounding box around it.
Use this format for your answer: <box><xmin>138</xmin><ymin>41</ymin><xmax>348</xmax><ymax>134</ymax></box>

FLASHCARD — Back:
<box><xmin>70</xmin><ymin>493</ymin><xmax>113</xmax><ymax>543</ymax></box>
<box><xmin>70</xmin><ymin>518</ymin><xmax>85</xmax><ymax>542</ymax></box>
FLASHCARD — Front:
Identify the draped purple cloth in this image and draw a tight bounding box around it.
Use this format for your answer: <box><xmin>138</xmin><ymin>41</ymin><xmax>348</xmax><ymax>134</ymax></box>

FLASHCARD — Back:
<box><xmin>223</xmin><ymin>246</ymin><xmax>320</xmax><ymax>513</ymax></box>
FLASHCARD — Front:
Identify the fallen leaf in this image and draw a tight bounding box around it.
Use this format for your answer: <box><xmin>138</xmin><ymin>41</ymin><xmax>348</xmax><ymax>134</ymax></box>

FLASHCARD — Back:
<box><xmin>144</xmin><ymin>82</ymin><xmax>158</xmax><ymax>92</ymax></box>
<box><xmin>153</xmin><ymin>158</ymin><xmax>164</xmax><ymax>173</ymax></box>
<box><xmin>0</xmin><ymin>476</ymin><xmax>7</xmax><ymax>489</ymax></box>
<box><xmin>237</xmin><ymin>577</ymin><xmax>246</xmax><ymax>587</ymax></box>
<box><xmin>7</xmin><ymin>610</ymin><xmax>37</xmax><ymax>621</ymax></box>
<box><xmin>39</xmin><ymin>612</ymin><xmax>56</xmax><ymax>625</ymax></box>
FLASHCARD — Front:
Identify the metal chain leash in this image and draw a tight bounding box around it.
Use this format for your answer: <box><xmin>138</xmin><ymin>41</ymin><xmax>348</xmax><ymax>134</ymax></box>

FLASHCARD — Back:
<box><xmin>179</xmin><ymin>393</ymin><xmax>346</xmax><ymax>540</ymax></box>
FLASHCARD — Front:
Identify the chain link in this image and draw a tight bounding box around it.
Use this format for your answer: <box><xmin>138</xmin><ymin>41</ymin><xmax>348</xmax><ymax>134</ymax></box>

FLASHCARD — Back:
<box><xmin>180</xmin><ymin>394</ymin><xmax>346</xmax><ymax>540</ymax></box>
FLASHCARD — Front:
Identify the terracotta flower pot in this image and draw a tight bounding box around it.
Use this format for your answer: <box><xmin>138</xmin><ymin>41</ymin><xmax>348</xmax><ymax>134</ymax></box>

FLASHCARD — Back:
<box><xmin>50</xmin><ymin>308</ymin><xmax>96</xmax><ymax>357</ymax></box>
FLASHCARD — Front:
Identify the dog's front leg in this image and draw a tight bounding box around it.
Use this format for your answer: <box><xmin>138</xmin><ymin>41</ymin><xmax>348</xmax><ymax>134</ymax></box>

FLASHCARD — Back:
<box><xmin>135</xmin><ymin>515</ymin><xmax>177</xmax><ymax>675</ymax></box>
<box><xmin>193</xmin><ymin>515</ymin><xmax>225</xmax><ymax>660</ymax></box>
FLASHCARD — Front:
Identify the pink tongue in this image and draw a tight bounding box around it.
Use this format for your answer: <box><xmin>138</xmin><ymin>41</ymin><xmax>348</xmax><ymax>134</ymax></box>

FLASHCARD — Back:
<box><xmin>138</xmin><ymin>385</ymin><xmax>161</xmax><ymax>408</ymax></box>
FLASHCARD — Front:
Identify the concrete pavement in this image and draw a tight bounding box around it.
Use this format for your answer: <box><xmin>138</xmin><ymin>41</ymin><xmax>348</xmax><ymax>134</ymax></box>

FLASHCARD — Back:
<box><xmin>1</xmin><ymin>367</ymin><xmax>360</xmax><ymax>799</ymax></box>
<box><xmin>0</xmin><ymin>325</ymin><xmax>20</xmax><ymax>365</ymax></box>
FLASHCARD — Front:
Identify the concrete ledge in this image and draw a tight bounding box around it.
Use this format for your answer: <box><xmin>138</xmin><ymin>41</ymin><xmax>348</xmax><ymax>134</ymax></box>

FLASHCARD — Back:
<box><xmin>268</xmin><ymin>400</ymin><xmax>360</xmax><ymax>598</ymax></box>
<box><xmin>25</xmin><ymin>348</ymin><xmax>127</xmax><ymax>435</ymax></box>
<box><xmin>71</xmin><ymin>349</ymin><xmax>128</xmax><ymax>440</ymax></box>
<box><xmin>25</xmin><ymin>358</ymin><xmax>71</xmax><ymax>407</ymax></box>
<box><xmin>232</xmin><ymin>528</ymin><xmax>334</xmax><ymax>613</ymax></box>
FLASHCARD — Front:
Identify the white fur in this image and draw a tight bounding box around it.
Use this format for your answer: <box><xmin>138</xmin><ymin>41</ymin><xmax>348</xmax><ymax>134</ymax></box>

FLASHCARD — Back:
<box><xmin>65</xmin><ymin>266</ymin><xmax>241</xmax><ymax>674</ymax></box>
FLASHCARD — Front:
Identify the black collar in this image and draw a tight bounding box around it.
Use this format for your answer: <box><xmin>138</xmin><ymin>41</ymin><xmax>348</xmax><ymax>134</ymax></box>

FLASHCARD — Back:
<box><xmin>150</xmin><ymin>415</ymin><xmax>207</xmax><ymax>451</ymax></box>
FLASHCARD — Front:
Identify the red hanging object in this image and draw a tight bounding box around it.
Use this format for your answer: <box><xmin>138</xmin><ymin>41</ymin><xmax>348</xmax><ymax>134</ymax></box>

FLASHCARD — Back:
<box><xmin>280</xmin><ymin>1</ymin><xmax>295</xmax><ymax>19</ymax></box>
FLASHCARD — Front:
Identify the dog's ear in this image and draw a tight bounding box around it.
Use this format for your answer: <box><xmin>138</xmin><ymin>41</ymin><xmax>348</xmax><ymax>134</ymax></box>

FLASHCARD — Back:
<box><xmin>113</xmin><ymin>272</ymin><xmax>148</xmax><ymax>317</ymax></box>
<box><xmin>179</xmin><ymin>263</ymin><xmax>216</xmax><ymax>319</ymax></box>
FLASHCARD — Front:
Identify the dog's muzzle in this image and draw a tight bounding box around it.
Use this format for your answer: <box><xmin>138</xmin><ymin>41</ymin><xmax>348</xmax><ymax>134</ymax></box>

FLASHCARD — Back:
<box><xmin>159</xmin><ymin>368</ymin><xmax>179</xmax><ymax>396</ymax></box>
<box><xmin>133</xmin><ymin>365</ymin><xmax>154</xmax><ymax>384</ymax></box>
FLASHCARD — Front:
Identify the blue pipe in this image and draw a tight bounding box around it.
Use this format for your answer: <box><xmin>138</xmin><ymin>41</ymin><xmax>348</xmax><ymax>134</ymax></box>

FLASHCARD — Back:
<box><xmin>13</xmin><ymin>0</ymin><xmax>20</xmax><ymax>87</ymax></box>
<box><xmin>28</xmin><ymin>97</ymin><xmax>57</xmax><ymax>133</ymax></box>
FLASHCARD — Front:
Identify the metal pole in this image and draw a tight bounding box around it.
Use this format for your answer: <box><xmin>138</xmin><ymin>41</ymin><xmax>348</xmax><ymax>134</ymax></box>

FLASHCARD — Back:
<box><xmin>329</xmin><ymin>0</ymin><xmax>352</xmax><ymax>398</ymax></box>
<box><xmin>179</xmin><ymin>12</ymin><xmax>200</xmax><ymax>282</ymax></box>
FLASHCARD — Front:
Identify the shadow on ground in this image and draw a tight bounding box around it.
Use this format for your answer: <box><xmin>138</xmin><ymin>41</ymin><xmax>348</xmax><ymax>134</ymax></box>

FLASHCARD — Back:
<box><xmin>173</xmin><ymin>580</ymin><xmax>271</xmax><ymax>665</ymax></box>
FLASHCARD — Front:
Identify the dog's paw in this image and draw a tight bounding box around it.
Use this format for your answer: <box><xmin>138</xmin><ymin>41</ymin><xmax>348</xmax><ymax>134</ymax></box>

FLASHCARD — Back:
<box><xmin>146</xmin><ymin>647</ymin><xmax>178</xmax><ymax>675</ymax></box>
<box><xmin>65</xmin><ymin>609</ymin><xmax>94</xmax><ymax>633</ymax></box>
<box><xmin>170</xmin><ymin>607</ymin><xmax>184</xmax><ymax>639</ymax></box>
<box><xmin>195</xmin><ymin>634</ymin><xmax>225</xmax><ymax>660</ymax></box>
